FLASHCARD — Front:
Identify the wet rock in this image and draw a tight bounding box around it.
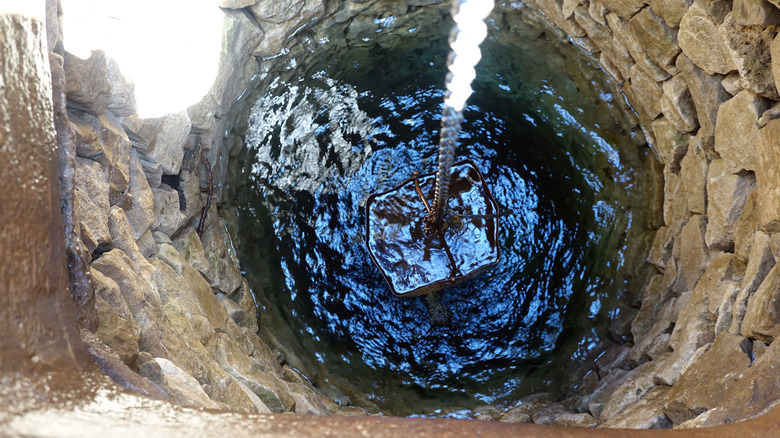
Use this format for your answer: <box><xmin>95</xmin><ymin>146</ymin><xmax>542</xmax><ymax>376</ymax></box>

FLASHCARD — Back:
<box><xmin>142</xmin><ymin>111</ymin><xmax>192</xmax><ymax>176</ymax></box>
<box><xmin>652</xmin><ymin>117</ymin><xmax>690</xmax><ymax>173</ymax></box>
<box><xmin>729</xmin><ymin>232</ymin><xmax>775</xmax><ymax>334</ymax></box>
<box><xmin>756</xmin><ymin>119</ymin><xmax>780</xmax><ymax>232</ymax></box>
<box><xmin>74</xmin><ymin>157</ymin><xmax>111</xmax><ymax>254</ymax></box>
<box><xmin>137</xmin><ymin>356</ymin><xmax>221</xmax><ymax>409</ymax></box>
<box><xmin>125</xmin><ymin>151</ymin><xmax>155</xmax><ymax>240</ymax></box>
<box><xmin>600</xmin><ymin>385</ymin><xmax>672</xmax><ymax>429</ymax></box>
<box><xmin>232</xmin><ymin>280</ymin><xmax>259</xmax><ymax>332</ymax></box>
<box><xmin>741</xmin><ymin>263</ymin><xmax>780</xmax><ymax>341</ymax></box>
<box><xmin>705</xmin><ymin>158</ymin><xmax>756</xmax><ymax>251</ymax></box>
<box><xmin>63</xmin><ymin>50</ymin><xmax>111</xmax><ymax>115</ymax></box>
<box><xmin>720</xmin><ymin>13</ymin><xmax>779</xmax><ymax>99</ymax></box>
<box><xmin>678</xmin><ymin>136</ymin><xmax>710</xmax><ymax>215</ymax></box>
<box><xmin>664</xmin><ymin>332</ymin><xmax>752</xmax><ymax>425</ymax></box>
<box><xmin>678</xmin><ymin>0</ymin><xmax>737</xmax><ymax>75</ymax></box>
<box><xmin>152</xmin><ymin>184</ymin><xmax>186</xmax><ymax>236</ymax></box>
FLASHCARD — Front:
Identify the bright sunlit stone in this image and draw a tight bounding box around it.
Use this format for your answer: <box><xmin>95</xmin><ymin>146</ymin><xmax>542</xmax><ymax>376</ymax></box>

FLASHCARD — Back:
<box><xmin>60</xmin><ymin>0</ymin><xmax>223</xmax><ymax>118</ymax></box>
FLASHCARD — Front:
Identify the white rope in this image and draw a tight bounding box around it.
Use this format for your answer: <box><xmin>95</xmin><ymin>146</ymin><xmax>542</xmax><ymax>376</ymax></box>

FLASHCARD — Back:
<box><xmin>430</xmin><ymin>0</ymin><xmax>494</xmax><ymax>222</ymax></box>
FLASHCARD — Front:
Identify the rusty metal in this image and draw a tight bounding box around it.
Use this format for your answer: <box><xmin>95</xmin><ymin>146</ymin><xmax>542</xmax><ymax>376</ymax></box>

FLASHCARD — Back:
<box><xmin>365</xmin><ymin>160</ymin><xmax>501</xmax><ymax>297</ymax></box>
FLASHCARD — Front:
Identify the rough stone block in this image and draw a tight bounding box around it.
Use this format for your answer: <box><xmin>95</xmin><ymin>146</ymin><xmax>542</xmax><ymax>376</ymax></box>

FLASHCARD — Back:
<box><xmin>733</xmin><ymin>0</ymin><xmax>780</xmax><ymax>24</ymax></box>
<box><xmin>664</xmin><ymin>332</ymin><xmax>752</xmax><ymax>425</ymax></box>
<box><xmin>678</xmin><ymin>0</ymin><xmax>737</xmax><ymax>75</ymax></box>
<box><xmin>152</xmin><ymin>184</ymin><xmax>186</xmax><ymax>236</ymax></box>
<box><xmin>741</xmin><ymin>262</ymin><xmax>780</xmax><ymax>341</ymax></box>
<box><xmin>600</xmin><ymin>385</ymin><xmax>672</xmax><ymax>428</ymax></box>
<box><xmin>630</xmin><ymin>64</ymin><xmax>664</xmax><ymax>120</ymax></box>
<box><xmin>251</xmin><ymin>0</ymin><xmax>304</xmax><ymax>23</ymax></box>
<box><xmin>63</xmin><ymin>50</ymin><xmax>111</xmax><ymax>115</ymax></box>
<box><xmin>137</xmin><ymin>356</ymin><xmax>221</xmax><ymax>409</ymax></box>
<box><xmin>608</xmin><ymin>12</ymin><xmax>672</xmax><ymax>82</ymax></box>
<box><xmin>729</xmin><ymin>231</ymin><xmax>774</xmax><ymax>334</ymax></box>
<box><xmin>628</xmin><ymin>7</ymin><xmax>681</xmax><ymax>70</ymax></box>
<box><xmin>676</xmin><ymin>54</ymin><xmax>732</xmax><ymax>144</ymax></box>
<box><xmin>661</xmin><ymin>74</ymin><xmax>699</xmax><ymax>133</ymax></box>
<box><xmin>732</xmin><ymin>190</ymin><xmax>759</xmax><ymax>261</ymax></box>
<box><xmin>659</xmin><ymin>253</ymin><xmax>741</xmax><ymax>385</ymax></box>
<box><xmin>678</xmin><ymin>215</ymin><xmax>710</xmax><ymax>290</ymax></box>
<box><xmin>755</xmin><ymin>119</ymin><xmax>780</xmax><ymax>231</ymax></box>
<box><xmin>772</xmin><ymin>34</ymin><xmax>780</xmax><ymax>105</ymax></box>
<box><xmin>650</xmin><ymin>0</ymin><xmax>693</xmax><ymax>27</ymax></box>
<box><xmin>73</xmin><ymin>111</ymin><xmax>132</xmax><ymax>205</ymax></box>
<box><xmin>142</xmin><ymin>111</ymin><xmax>192</xmax><ymax>176</ymax></box>
<box><xmin>92</xmin><ymin>269</ymin><xmax>140</xmax><ymax>365</ymax></box>
<box><xmin>125</xmin><ymin>150</ymin><xmax>155</xmax><ymax>240</ymax></box>
<box><xmin>209</xmin><ymin>332</ymin><xmax>292</xmax><ymax>412</ymax></box>
<box><xmin>720</xmin><ymin>12</ymin><xmax>780</xmax><ymax>99</ymax></box>
<box><xmin>91</xmin><ymin>249</ymin><xmax>161</xmax><ymax>316</ymax></box>
<box><xmin>70</xmin><ymin>115</ymin><xmax>102</xmax><ymax>159</ymax></box>
<box><xmin>652</xmin><ymin>117</ymin><xmax>690</xmax><ymax>172</ymax></box>
<box><xmin>600</xmin><ymin>0</ymin><xmax>647</xmax><ymax>20</ymax></box>
<box><xmin>689</xmin><ymin>338</ymin><xmax>780</xmax><ymax>426</ymax></box>
<box><xmin>106</xmin><ymin>57</ymin><xmax>137</xmax><ymax>117</ymax></box>
<box><xmin>715</xmin><ymin>91</ymin><xmax>771</xmax><ymax>173</ymax></box>
<box><xmin>678</xmin><ymin>136</ymin><xmax>709</xmax><ymax>215</ymax></box>
<box><xmin>647</xmin><ymin>227</ymin><xmax>673</xmax><ymax>270</ymax></box>
<box><xmin>74</xmin><ymin>157</ymin><xmax>111</xmax><ymax>254</ymax></box>
<box><xmin>705</xmin><ymin>158</ymin><xmax>756</xmax><ymax>251</ymax></box>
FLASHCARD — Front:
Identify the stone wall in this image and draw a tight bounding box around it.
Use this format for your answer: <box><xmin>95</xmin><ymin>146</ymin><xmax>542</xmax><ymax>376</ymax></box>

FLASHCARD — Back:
<box><xmin>49</xmin><ymin>0</ymin><xmax>361</xmax><ymax>415</ymax></box>
<box><xmin>515</xmin><ymin>0</ymin><xmax>780</xmax><ymax>429</ymax></box>
<box><xmin>44</xmin><ymin>0</ymin><xmax>780</xmax><ymax>430</ymax></box>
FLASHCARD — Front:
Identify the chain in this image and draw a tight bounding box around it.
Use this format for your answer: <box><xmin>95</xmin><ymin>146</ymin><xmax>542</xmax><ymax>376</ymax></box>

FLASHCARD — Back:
<box><xmin>428</xmin><ymin>0</ymin><xmax>494</xmax><ymax>224</ymax></box>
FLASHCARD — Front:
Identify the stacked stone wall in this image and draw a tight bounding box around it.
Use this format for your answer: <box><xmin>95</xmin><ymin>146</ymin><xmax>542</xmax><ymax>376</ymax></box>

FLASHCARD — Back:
<box><xmin>515</xmin><ymin>0</ymin><xmax>780</xmax><ymax>428</ymax></box>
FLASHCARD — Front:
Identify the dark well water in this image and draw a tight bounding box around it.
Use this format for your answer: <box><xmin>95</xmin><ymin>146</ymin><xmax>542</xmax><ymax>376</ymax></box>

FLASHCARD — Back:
<box><xmin>226</xmin><ymin>2</ymin><xmax>656</xmax><ymax>416</ymax></box>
